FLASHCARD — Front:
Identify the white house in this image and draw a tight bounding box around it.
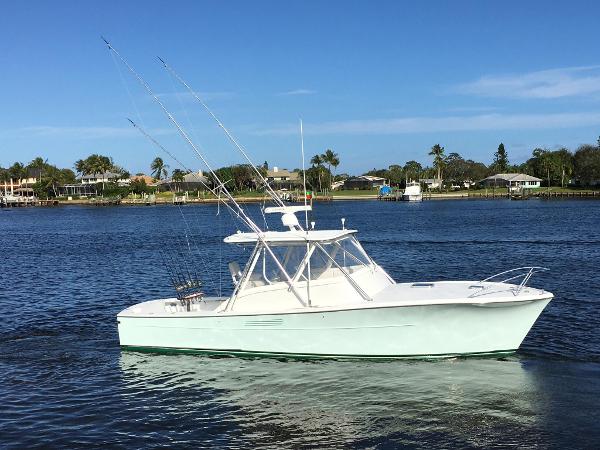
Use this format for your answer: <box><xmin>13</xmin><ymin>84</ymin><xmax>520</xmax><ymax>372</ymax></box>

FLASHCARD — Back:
<box><xmin>480</xmin><ymin>173</ymin><xmax>542</xmax><ymax>191</ymax></box>
<box><xmin>419</xmin><ymin>178</ymin><xmax>442</xmax><ymax>190</ymax></box>
<box><xmin>80</xmin><ymin>172</ymin><xmax>129</xmax><ymax>185</ymax></box>
<box><xmin>266</xmin><ymin>167</ymin><xmax>301</xmax><ymax>189</ymax></box>
<box><xmin>360</xmin><ymin>175</ymin><xmax>387</xmax><ymax>188</ymax></box>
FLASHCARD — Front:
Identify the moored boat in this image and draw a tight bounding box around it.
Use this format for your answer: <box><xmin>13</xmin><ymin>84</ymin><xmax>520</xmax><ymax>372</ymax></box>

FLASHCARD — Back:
<box><xmin>402</xmin><ymin>181</ymin><xmax>423</xmax><ymax>201</ymax></box>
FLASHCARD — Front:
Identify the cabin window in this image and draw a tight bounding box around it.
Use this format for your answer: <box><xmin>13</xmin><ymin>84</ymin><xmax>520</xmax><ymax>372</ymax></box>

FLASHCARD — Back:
<box><xmin>246</xmin><ymin>244</ymin><xmax>306</xmax><ymax>288</ymax></box>
<box><xmin>304</xmin><ymin>237</ymin><xmax>370</xmax><ymax>280</ymax></box>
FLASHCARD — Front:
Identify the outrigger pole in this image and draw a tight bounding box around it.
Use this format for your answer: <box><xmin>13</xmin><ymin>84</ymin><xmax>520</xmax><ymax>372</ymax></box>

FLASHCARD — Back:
<box><xmin>127</xmin><ymin>118</ymin><xmax>254</xmax><ymax>230</ymax></box>
<box><xmin>157</xmin><ymin>56</ymin><xmax>287</xmax><ymax>209</ymax></box>
<box><xmin>102</xmin><ymin>37</ymin><xmax>308</xmax><ymax>307</ymax></box>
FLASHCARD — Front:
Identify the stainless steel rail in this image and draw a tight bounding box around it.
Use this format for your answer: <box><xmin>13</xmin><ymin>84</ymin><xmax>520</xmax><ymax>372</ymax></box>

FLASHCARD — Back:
<box><xmin>468</xmin><ymin>266</ymin><xmax>549</xmax><ymax>298</ymax></box>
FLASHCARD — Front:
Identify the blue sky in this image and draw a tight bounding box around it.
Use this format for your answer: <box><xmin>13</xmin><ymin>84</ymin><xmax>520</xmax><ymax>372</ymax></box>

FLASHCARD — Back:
<box><xmin>1</xmin><ymin>0</ymin><xmax>600</xmax><ymax>175</ymax></box>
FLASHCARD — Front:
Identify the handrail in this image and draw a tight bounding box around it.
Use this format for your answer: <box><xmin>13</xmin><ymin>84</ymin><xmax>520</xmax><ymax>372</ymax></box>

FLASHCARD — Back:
<box><xmin>468</xmin><ymin>266</ymin><xmax>549</xmax><ymax>298</ymax></box>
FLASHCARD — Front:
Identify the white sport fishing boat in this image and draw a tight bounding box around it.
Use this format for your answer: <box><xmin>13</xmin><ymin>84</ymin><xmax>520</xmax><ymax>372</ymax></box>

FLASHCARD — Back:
<box><xmin>118</xmin><ymin>207</ymin><xmax>552</xmax><ymax>358</ymax></box>
<box><xmin>402</xmin><ymin>180</ymin><xmax>423</xmax><ymax>201</ymax></box>
<box><xmin>106</xmin><ymin>39</ymin><xmax>553</xmax><ymax>359</ymax></box>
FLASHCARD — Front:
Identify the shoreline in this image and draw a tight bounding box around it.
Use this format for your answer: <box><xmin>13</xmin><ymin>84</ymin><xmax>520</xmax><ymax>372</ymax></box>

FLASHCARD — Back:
<box><xmin>3</xmin><ymin>190</ymin><xmax>600</xmax><ymax>208</ymax></box>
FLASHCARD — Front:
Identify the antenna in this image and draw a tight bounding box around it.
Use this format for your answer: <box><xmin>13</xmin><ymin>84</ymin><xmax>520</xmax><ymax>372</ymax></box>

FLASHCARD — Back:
<box><xmin>300</xmin><ymin>119</ymin><xmax>309</xmax><ymax>231</ymax></box>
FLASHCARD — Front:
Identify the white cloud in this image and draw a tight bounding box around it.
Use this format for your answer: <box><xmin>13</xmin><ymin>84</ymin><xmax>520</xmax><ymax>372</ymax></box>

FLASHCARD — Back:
<box><xmin>456</xmin><ymin>65</ymin><xmax>600</xmax><ymax>99</ymax></box>
<box><xmin>253</xmin><ymin>111</ymin><xmax>600</xmax><ymax>136</ymax></box>
<box><xmin>277</xmin><ymin>89</ymin><xmax>316</xmax><ymax>96</ymax></box>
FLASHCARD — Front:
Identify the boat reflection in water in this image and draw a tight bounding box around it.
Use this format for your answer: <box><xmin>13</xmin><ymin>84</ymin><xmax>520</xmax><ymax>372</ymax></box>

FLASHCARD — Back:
<box><xmin>118</xmin><ymin>352</ymin><xmax>552</xmax><ymax>447</ymax></box>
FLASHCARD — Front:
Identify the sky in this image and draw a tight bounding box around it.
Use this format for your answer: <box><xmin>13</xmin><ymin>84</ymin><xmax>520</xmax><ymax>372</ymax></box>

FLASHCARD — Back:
<box><xmin>1</xmin><ymin>0</ymin><xmax>600</xmax><ymax>175</ymax></box>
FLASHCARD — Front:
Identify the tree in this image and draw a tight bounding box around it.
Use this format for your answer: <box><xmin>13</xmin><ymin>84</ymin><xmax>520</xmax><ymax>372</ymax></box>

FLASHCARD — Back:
<box><xmin>403</xmin><ymin>160</ymin><xmax>422</xmax><ymax>182</ymax></box>
<box><xmin>231</xmin><ymin>164</ymin><xmax>254</xmax><ymax>191</ymax></box>
<box><xmin>8</xmin><ymin>162</ymin><xmax>26</xmax><ymax>183</ymax></box>
<box><xmin>310</xmin><ymin>154</ymin><xmax>324</xmax><ymax>191</ymax></box>
<box><xmin>573</xmin><ymin>144</ymin><xmax>600</xmax><ymax>186</ymax></box>
<box><xmin>493</xmin><ymin>143</ymin><xmax>509</xmax><ymax>173</ymax></box>
<box><xmin>553</xmin><ymin>148</ymin><xmax>574</xmax><ymax>188</ymax></box>
<box><xmin>171</xmin><ymin>169</ymin><xmax>185</xmax><ymax>192</ymax></box>
<box><xmin>322</xmin><ymin>149</ymin><xmax>339</xmax><ymax>189</ymax></box>
<box><xmin>130</xmin><ymin>178</ymin><xmax>148</xmax><ymax>195</ymax></box>
<box><xmin>150</xmin><ymin>157</ymin><xmax>169</xmax><ymax>181</ymax></box>
<box><xmin>387</xmin><ymin>165</ymin><xmax>404</xmax><ymax>185</ymax></box>
<box><xmin>428</xmin><ymin>144</ymin><xmax>446</xmax><ymax>190</ymax></box>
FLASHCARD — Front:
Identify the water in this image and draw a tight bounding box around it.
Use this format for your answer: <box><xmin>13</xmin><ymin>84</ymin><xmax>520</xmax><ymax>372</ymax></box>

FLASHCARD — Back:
<box><xmin>1</xmin><ymin>200</ymin><xmax>599</xmax><ymax>448</ymax></box>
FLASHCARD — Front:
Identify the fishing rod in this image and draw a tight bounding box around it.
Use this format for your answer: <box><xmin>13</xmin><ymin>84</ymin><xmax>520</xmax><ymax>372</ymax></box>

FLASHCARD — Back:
<box><xmin>102</xmin><ymin>37</ymin><xmax>261</xmax><ymax>234</ymax></box>
<box><xmin>102</xmin><ymin>37</ymin><xmax>308</xmax><ymax>306</ymax></box>
<box><xmin>157</xmin><ymin>56</ymin><xmax>286</xmax><ymax>209</ymax></box>
<box><xmin>127</xmin><ymin>118</ymin><xmax>254</xmax><ymax>231</ymax></box>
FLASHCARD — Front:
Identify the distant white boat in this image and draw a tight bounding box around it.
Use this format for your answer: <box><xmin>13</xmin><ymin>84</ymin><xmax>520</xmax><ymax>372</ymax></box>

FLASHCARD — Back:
<box><xmin>402</xmin><ymin>181</ymin><xmax>422</xmax><ymax>201</ymax></box>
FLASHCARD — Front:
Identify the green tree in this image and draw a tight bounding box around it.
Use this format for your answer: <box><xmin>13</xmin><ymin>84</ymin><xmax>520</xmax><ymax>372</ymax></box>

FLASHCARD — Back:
<box><xmin>171</xmin><ymin>168</ymin><xmax>185</xmax><ymax>192</ymax></box>
<box><xmin>493</xmin><ymin>143</ymin><xmax>509</xmax><ymax>173</ymax></box>
<box><xmin>310</xmin><ymin>154</ymin><xmax>324</xmax><ymax>191</ymax></box>
<box><xmin>322</xmin><ymin>149</ymin><xmax>339</xmax><ymax>189</ymax></box>
<box><xmin>8</xmin><ymin>162</ymin><xmax>26</xmax><ymax>182</ymax></box>
<box><xmin>130</xmin><ymin>178</ymin><xmax>149</xmax><ymax>195</ymax></box>
<box><xmin>553</xmin><ymin>148</ymin><xmax>574</xmax><ymax>188</ymax></box>
<box><xmin>150</xmin><ymin>157</ymin><xmax>169</xmax><ymax>181</ymax></box>
<box><xmin>403</xmin><ymin>160</ymin><xmax>423</xmax><ymax>183</ymax></box>
<box><xmin>428</xmin><ymin>144</ymin><xmax>446</xmax><ymax>190</ymax></box>
<box><xmin>387</xmin><ymin>165</ymin><xmax>404</xmax><ymax>185</ymax></box>
<box><xmin>573</xmin><ymin>144</ymin><xmax>600</xmax><ymax>186</ymax></box>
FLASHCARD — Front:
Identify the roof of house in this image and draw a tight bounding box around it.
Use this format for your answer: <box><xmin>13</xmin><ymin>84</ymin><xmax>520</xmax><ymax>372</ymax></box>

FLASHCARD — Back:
<box><xmin>80</xmin><ymin>171</ymin><xmax>122</xmax><ymax>180</ymax></box>
<box><xmin>156</xmin><ymin>171</ymin><xmax>208</xmax><ymax>185</ymax></box>
<box><xmin>482</xmin><ymin>173</ymin><xmax>542</xmax><ymax>183</ymax></box>
<box><xmin>266</xmin><ymin>168</ymin><xmax>299</xmax><ymax>180</ymax></box>
<box><xmin>182</xmin><ymin>172</ymin><xmax>208</xmax><ymax>183</ymax></box>
<box><xmin>130</xmin><ymin>175</ymin><xmax>155</xmax><ymax>185</ymax></box>
<box><xmin>361</xmin><ymin>175</ymin><xmax>386</xmax><ymax>182</ymax></box>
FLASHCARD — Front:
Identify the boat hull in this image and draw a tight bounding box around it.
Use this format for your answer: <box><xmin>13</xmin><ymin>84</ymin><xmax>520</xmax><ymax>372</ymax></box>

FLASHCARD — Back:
<box><xmin>118</xmin><ymin>298</ymin><xmax>551</xmax><ymax>358</ymax></box>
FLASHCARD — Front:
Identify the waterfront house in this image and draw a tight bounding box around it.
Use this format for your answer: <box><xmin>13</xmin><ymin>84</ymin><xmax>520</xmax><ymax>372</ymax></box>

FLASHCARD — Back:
<box><xmin>361</xmin><ymin>175</ymin><xmax>387</xmax><ymax>188</ymax></box>
<box><xmin>420</xmin><ymin>178</ymin><xmax>442</xmax><ymax>190</ymax></box>
<box><xmin>158</xmin><ymin>170</ymin><xmax>209</xmax><ymax>192</ymax></box>
<box><xmin>266</xmin><ymin>167</ymin><xmax>301</xmax><ymax>190</ymax></box>
<box><xmin>480</xmin><ymin>173</ymin><xmax>542</xmax><ymax>191</ymax></box>
<box><xmin>343</xmin><ymin>176</ymin><xmax>376</xmax><ymax>190</ymax></box>
<box><xmin>331</xmin><ymin>180</ymin><xmax>345</xmax><ymax>190</ymax></box>
<box><xmin>80</xmin><ymin>172</ymin><xmax>129</xmax><ymax>186</ymax></box>
<box><xmin>58</xmin><ymin>184</ymin><xmax>98</xmax><ymax>197</ymax></box>
<box><xmin>130</xmin><ymin>174</ymin><xmax>155</xmax><ymax>185</ymax></box>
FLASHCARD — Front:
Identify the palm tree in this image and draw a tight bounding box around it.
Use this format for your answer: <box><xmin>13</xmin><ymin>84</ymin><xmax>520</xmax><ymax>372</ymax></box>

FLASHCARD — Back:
<box><xmin>171</xmin><ymin>169</ymin><xmax>185</xmax><ymax>192</ymax></box>
<box><xmin>310</xmin><ymin>154</ymin><xmax>324</xmax><ymax>192</ymax></box>
<box><xmin>151</xmin><ymin>157</ymin><xmax>169</xmax><ymax>181</ymax></box>
<box><xmin>74</xmin><ymin>159</ymin><xmax>86</xmax><ymax>176</ymax></box>
<box><xmin>429</xmin><ymin>144</ymin><xmax>446</xmax><ymax>191</ymax></box>
<box><xmin>322</xmin><ymin>149</ymin><xmax>339</xmax><ymax>189</ymax></box>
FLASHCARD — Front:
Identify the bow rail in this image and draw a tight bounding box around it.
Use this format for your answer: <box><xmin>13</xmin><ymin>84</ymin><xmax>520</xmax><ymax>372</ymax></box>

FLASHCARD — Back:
<box><xmin>468</xmin><ymin>266</ymin><xmax>549</xmax><ymax>298</ymax></box>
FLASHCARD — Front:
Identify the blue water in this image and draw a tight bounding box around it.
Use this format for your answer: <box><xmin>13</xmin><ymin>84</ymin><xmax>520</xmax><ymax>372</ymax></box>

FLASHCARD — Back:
<box><xmin>1</xmin><ymin>200</ymin><xmax>599</xmax><ymax>448</ymax></box>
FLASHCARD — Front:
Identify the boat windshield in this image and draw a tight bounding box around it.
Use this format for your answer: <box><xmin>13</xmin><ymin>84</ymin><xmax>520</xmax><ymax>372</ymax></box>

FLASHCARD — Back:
<box><xmin>244</xmin><ymin>236</ymin><xmax>371</xmax><ymax>289</ymax></box>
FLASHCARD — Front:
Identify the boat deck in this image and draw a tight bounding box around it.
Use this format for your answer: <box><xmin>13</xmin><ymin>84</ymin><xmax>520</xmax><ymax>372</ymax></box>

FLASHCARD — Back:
<box><xmin>118</xmin><ymin>281</ymin><xmax>551</xmax><ymax>318</ymax></box>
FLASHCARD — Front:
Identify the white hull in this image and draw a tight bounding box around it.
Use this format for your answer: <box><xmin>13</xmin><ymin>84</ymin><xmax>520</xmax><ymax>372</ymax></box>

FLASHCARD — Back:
<box><xmin>401</xmin><ymin>193</ymin><xmax>422</xmax><ymax>202</ymax></box>
<box><xmin>118</xmin><ymin>297</ymin><xmax>550</xmax><ymax>358</ymax></box>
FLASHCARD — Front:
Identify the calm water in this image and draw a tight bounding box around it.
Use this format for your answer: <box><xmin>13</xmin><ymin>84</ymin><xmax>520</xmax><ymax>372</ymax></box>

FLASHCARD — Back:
<box><xmin>1</xmin><ymin>199</ymin><xmax>599</xmax><ymax>448</ymax></box>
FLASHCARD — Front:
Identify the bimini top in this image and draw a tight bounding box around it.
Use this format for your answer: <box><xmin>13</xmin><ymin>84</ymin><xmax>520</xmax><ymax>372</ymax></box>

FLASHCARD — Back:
<box><xmin>224</xmin><ymin>229</ymin><xmax>357</xmax><ymax>244</ymax></box>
